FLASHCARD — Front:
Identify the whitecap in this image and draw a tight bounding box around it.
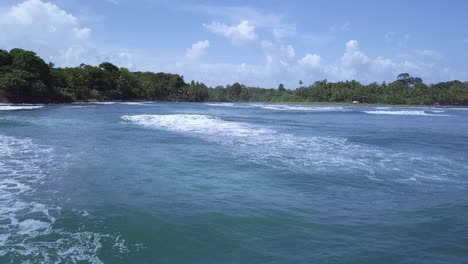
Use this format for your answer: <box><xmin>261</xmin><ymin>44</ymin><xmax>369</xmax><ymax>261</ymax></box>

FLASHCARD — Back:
<box><xmin>0</xmin><ymin>105</ymin><xmax>44</xmax><ymax>111</ymax></box>
<box><xmin>204</xmin><ymin>103</ymin><xmax>237</xmax><ymax>107</ymax></box>
<box><xmin>363</xmin><ymin>110</ymin><xmax>450</xmax><ymax>116</ymax></box>
<box><xmin>118</xmin><ymin>102</ymin><xmax>146</xmax><ymax>105</ymax></box>
<box><xmin>91</xmin><ymin>102</ymin><xmax>115</xmax><ymax>105</ymax></box>
<box><xmin>122</xmin><ymin>114</ymin><xmax>464</xmax><ymax>182</ymax></box>
<box><xmin>259</xmin><ymin>105</ymin><xmax>345</xmax><ymax>111</ymax></box>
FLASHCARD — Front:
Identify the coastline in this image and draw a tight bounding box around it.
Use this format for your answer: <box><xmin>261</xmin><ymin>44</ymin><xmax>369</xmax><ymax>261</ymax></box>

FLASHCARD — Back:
<box><xmin>1</xmin><ymin>100</ymin><xmax>467</xmax><ymax>108</ymax></box>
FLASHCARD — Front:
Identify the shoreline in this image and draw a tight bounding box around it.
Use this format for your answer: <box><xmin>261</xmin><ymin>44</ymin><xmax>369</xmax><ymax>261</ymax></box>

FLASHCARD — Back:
<box><xmin>1</xmin><ymin>100</ymin><xmax>467</xmax><ymax>108</ymax></box>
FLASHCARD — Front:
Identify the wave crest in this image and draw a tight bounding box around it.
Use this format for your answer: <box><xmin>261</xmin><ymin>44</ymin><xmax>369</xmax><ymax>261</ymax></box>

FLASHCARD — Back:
<box><xmin>0</xmin><ymin>105</ymin><xmax>44</xmax><ymax>111</ymax></box>
<box><xmin>122</xmin><ymin>114</ymin><xmax>464</xmax><ymax>182</ymax></box>
<box><xmin>364</xmin><ymin>110</ymin><xmax>450</xmax><ymax>116</ymax></box>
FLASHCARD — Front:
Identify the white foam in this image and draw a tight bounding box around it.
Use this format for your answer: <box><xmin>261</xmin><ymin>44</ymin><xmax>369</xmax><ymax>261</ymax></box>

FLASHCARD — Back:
<box><xmin>118</xmin><ymin>102</ymin><xmax>147</xmax><ymax>105</ymax></box>
<box><xmin>204</xmin><ymin>103</ymin><xmax>237</xmax><ymax>107</ymax></box>
<box><xmin>0</xmin><ymin>135</ymin><xmax>129</xmax><ymax>262</ymax></box>
<box><xmin>0</xmin><ymin>105</ymin><xmax>44</xmax><ymax>111</ymax></box>
<box><xmin>363</xmin><ymin>110</ymin><xmax>450</xmax><ymax>116</ymax></box>
<box><xmin>259</xmin><ymin>105</ymin><xmax>345</xmax><ymax>111</ymax></box>
<box><xmin>121</xmin><ymin>114</ymin><xmax>362</xmax><ymax>171</ymax></box>
<box><xmin>122</xmin><ymin>114</ymin><xmax>273</xmax><ymax>138</ymax></box>
<box><xmin>91</xmin><ymin>102</ymin><xmax>115</xmax><ymax>105</ymax></box>
<box><xmin>120</xmin><ymin>102</ymin><xmax>141</xmax><ymax>105</ymax></box>
<box><xmin>122</xmin><ymin>114</ymin><xmax>465</xmax><ymax>182</ymax></box>
<box><xmin>17</xmin><ymin>219</ymin><xmax>51</xmax><ymax>235</ymax></box>
<box><xmin>205</xmin><ymin>102</ymin><xmax>346</xmax><ymax>112</ymax></box>
<box><xmin>0</xmin><ymin>135</ymin><xmax>56</xmax><ymax>247</ymax></box>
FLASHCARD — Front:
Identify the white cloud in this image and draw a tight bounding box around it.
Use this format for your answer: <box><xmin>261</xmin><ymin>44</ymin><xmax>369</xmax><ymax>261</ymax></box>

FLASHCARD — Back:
<box><xmin>106</xmin><ymin>0</ymin><xmax>120</xmax><ymax>4</ymax></box>
<box><xmin>0</xmin><ymin>0</ymin><xmax>92</xmax><ymax>65</ymax></box>
<box><xmin>141</xmin><ymin>36</ymin><xmax>465</xmax><ymax>88</ymax></box>
<box><xmin>73</xmin><ymin>27</ymin><xmax>91</xmax><ymax>39</ymax></box>
<box><xmin>186</xmin><ymin>40</ymin><xmax>210</xmax><ymax>59</ymax></box>
<box><xmin>340</xmin><ymin>40</ymin><xmax>369</xmax><ymax>66</ymax></box>
<box><xmin>194</xmin><ymin>5</ymin><xmax>295</xmax><ymax>40</ymax></box>
<box><xmin>330</xmin><ymin>22</ymin><xmax>350</xmax><ymax>33</ymax></box>
<box><xmin>298</xmin><ymin>54</ymin><xmax>322</xmax><ymax>68</ymax></box>
<box><xmin>283</xmin><ymin>45</ymin><xmax>296</xmax><ymax>59</ymax></box>
<box><xmin>0</xmin><ymin>0</ymin><xmax>135</xmax><ymax>69</ymax></box>
<box><xmin>204</xmin><ymin>20</ymin><xmax>257</xmax><ymax>44</ymax></box>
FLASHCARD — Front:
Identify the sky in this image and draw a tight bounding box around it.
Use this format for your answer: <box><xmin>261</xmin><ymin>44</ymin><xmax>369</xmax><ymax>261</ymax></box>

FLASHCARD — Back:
<box><xmin>0</xmin><ymin>0</ymin><xmax>467</xmax><ymax>88</ymax></box>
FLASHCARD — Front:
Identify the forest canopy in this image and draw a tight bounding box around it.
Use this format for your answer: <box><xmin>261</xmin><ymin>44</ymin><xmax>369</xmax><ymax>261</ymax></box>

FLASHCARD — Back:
<box><xmin>0</xmin><ymin>48</ymin><xmax>467</xmax><ymax>105</ymax></box>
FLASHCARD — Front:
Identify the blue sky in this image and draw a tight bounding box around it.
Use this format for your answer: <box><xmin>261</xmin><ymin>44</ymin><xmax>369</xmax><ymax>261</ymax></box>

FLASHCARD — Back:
<box><xmin>0</xmin><ymin>0</ymin><xmax>467</xmax><ymax>88</ymax></box>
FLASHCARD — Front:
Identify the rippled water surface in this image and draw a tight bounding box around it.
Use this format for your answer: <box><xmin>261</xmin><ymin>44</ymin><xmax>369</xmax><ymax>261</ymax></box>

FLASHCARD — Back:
<box><xmin>0</xmin><ymin>102</ymin><xmax>467</xmax><ymax>263</ymax></box>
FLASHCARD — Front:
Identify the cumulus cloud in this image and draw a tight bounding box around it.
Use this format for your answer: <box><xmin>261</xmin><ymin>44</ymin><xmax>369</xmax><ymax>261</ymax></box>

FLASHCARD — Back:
<box><xmin>194</xmin><ymin>5</ymin><xmax>296</xmax><ymax>40</ymax></box>
<box><xmin>0</xmin><ymin>0</ymin><xmax>92</xmax><ymax>65</ymax></box>
<box><xmin>0</xmin><ymin>0</ymin><xmax>135</xmax><ymax>69</ymax></box>
<box><xmin>143</xmin><ymin>36</ymin><xmax>465</xmax><ymax>89</ymax></box>
<box><xmin>340</xmin><ymin>40</ymin><xmax>369</xmax><ymax>66</ymax></box>
<box><xmin>298</xmin><ymin>54</ymin><xmax>322</xmax><ymax>68</ymax></box>
<box><xmin>283</xmin><ymin>45</ymin><xmax>296</xmax><ymax>59</ymax></box>
<box><xmin>186</xmin><ymin>40</ymin><xmax>210</xmax><ymax>59</ymax></box>
<box><xmin>203</xmin><ymin>20</ymin><xmax>257</xmax><ymax>44</ymax></box>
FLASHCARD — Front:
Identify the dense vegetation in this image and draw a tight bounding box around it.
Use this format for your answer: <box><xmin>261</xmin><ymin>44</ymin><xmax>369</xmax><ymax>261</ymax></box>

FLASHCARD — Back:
<box><xmin>1</xmin><ymin>48</ymin><xmax>467</xmax><ymax>105</ymax></box>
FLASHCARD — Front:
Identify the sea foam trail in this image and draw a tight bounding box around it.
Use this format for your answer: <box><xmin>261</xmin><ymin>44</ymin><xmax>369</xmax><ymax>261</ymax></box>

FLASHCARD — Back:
<box><xmin>363</xmin><ymin>110</ymin><xmax>450</xmax><ymax>116</ymax></box>
<box><xmin>122</xmin><ymin>114</ymin><xmax>463</xmax><ymax>182</ymax></box>
<box><xmin>0</xmin><ymin>135</ymin><xmax>128</xmax><ymax>263</ymax></box>
<box><xmin>0</xmin><ymin>105</ymin><xmax>43</xmax><ymax>111</ymax></box>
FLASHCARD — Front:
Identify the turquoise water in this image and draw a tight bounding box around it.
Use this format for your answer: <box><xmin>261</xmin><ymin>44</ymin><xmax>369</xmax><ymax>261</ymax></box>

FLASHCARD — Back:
<box><xmin>0</xmin><ymin>102</ymin><xmax>467</xmax><ymax>263</ymax></box>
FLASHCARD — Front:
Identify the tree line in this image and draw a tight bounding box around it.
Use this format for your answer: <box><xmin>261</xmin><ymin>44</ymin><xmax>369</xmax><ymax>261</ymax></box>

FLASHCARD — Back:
<box><xmin>0</xmin><ymin>48</ymin><xmax>467</xmax><ymax>105</ymax></box>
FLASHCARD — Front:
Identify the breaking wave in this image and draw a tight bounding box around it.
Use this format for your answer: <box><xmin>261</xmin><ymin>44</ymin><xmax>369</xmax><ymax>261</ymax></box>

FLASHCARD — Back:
<box><xmin>0</xmin><ymin>105</ymin><xmax>44</xmax><ymax>111</ymax></box>
<box><xmin>363</xmin><ymin>110</ymin><xmax>450</xmax><ymax>116</ymax></box>
<box><xmin>205</xmin><ymin>103</ymin><xmax>345</xmax><ymax>112</ymax></box>
<box><xmin>121</xmin><ymin>114</ymin><xmax>463</xmax><ymax>182</ymax></box>
<box><xmin>259</xmin><ymin>105</ymin><xmax>345</xmax><ymax>111</ymax></box>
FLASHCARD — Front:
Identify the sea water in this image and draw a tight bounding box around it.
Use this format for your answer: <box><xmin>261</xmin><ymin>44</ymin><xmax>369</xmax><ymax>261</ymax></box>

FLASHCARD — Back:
<box><xmin>0</xmin><ymin>102</ymin><xmax>467</xmax><ymax>263</ymax></box>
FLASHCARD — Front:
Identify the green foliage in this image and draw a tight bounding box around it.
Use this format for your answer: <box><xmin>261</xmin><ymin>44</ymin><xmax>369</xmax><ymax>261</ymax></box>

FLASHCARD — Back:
<box><xmin>0</xmin><ymin>48</ymin><xmax>467</xmax><ymax>105</ymax></box>
<box><xmin>278</xmin><ymin>83</ymin><xmax>285</xmax><ymax>91</ymax></box>
<box><xmin>183</xmin><ymin>81</ymin><xmax>209</xmax><ymax>102</ymax></box>
<box><xmin>0</xmin><ymin>50</ymin><xmax>13</xmax><ymax>67</ymax></box>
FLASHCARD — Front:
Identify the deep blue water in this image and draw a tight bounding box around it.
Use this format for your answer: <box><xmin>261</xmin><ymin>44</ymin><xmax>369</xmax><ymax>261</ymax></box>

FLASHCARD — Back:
<box><xmin>0</xmin><ymin>102</ymin><xmax>467</xmax><ymax>263</ymax></box>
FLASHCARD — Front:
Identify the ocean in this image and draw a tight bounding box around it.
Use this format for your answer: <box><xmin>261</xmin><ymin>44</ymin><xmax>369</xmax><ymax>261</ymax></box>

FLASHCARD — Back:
<box><xmin>0</xmin><ymin>102</ymin><xmax>467</xmax><ymax>263</ymax></box>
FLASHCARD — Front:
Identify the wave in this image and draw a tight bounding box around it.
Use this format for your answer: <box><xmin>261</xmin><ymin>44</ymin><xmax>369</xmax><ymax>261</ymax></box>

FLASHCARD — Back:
<box><xmin>363</xmin><ymin>110</ymin><xmax>450</xmax><ymax>116</ymax></box>
<box><xmin>122</xmin><ymin>114</ymin><xmax>274</xmax><ymax>137</ymax></box>
<box><xmin>204</xmin><ymin>103</ymin><xmax>239</xmax><ymax>107</ymax></box>
<box><xmin>205</xmin><ymin>103</ymin><xmax>345</xmax><ymax>112</ymax></box>
<box><xmin>0</xmin><ymin>105</ymin><xmax>44</xmax><ymax>111</ymax></box>
<box><xmin>118</xmin><ymin>102</ymin><xmax>146</xmax><ymax>105</ymax></box>
<box><xmin>122</xmin><ymin>114</ymin><xmax>463</xmax><ymax>182</ymax></box>
<box><xmin>0</xmin><ymin>135</ymin><xmax>128</xmax><ymax>263</ymax></box>
<box><xmin>259</xmin><ymin>105</ymin><xmax>345</xmax><ymax>111</ymax></box>
<box><xmin>91</xmin><ymin>102</ymin><xmax>116</xmax><ymax>105</ymax></box>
